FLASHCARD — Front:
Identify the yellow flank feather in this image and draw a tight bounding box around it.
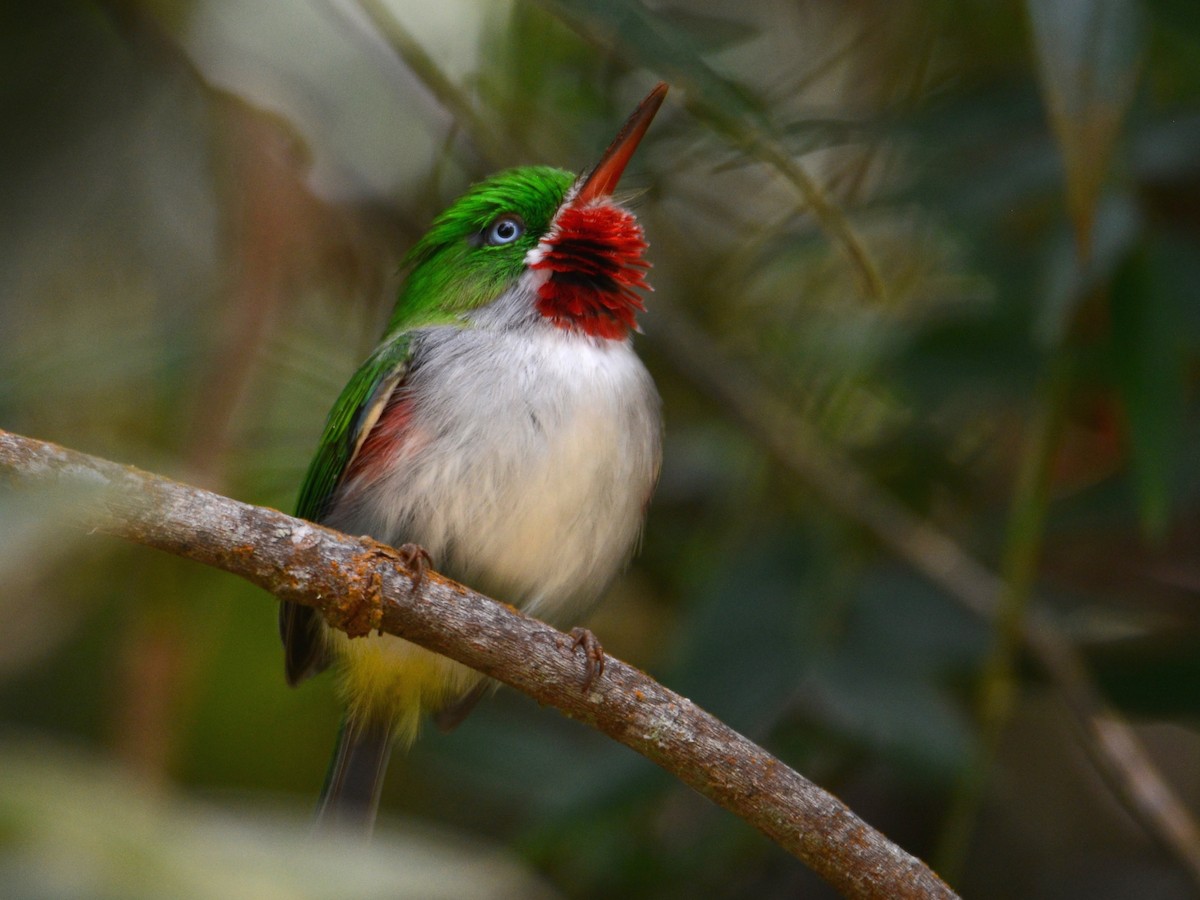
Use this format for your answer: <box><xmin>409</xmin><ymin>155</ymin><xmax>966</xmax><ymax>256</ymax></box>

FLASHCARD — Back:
<box><xmin>329</xmin><ymin>631</ymin><xmax>485</xmax><ymax>747</ymax></box>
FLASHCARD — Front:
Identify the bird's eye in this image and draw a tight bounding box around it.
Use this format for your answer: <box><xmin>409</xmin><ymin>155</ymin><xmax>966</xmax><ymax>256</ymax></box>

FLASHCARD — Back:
<box><xmin>483</xmin><ymin>215</ymin><xmax>524</xmax><ymax>246</ymax></box>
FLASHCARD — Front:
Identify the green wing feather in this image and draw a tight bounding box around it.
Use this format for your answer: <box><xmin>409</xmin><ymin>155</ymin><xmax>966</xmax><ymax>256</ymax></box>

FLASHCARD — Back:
<box><xmin>280</xmin><ymin>334</ymin><xmax>414</xmax><ymax>686</ymax></box>
<box><xmin>294</xmin><ymin>335</ymin><xmax>413</xmax><ymax>521</ymax></box>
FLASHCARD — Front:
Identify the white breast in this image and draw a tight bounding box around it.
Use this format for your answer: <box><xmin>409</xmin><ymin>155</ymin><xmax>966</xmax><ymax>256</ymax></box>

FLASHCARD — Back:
<box><xmin>328</xmin><ymin>311</ymin><xmax>662</xmax><ymax>625</ymax></box>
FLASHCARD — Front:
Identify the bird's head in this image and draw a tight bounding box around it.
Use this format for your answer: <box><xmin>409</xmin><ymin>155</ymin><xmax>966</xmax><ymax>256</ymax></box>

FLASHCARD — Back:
<box><xmin>391</xmin><ymin>84</ymin><xmax>667</xmax><ymax>341</ymax></box>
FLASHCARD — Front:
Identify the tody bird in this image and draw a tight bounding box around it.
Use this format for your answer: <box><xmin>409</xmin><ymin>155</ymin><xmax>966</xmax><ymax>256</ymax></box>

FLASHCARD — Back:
<box><xmin>280</xmin><ymin>84</ymin><xmax>668</xmax><ymax>832</ymax></box>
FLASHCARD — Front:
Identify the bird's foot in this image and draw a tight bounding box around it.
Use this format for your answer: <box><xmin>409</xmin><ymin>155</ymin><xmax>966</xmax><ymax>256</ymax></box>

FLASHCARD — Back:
<box><xmin>569</xmin><ymin>627</ymin><xmax>605</xmax><ymax>693</ymax></box>
<box><xmin>393</xmin><ymin>542</ymin><xmax>432</xmax><ymax>593</ymax></box>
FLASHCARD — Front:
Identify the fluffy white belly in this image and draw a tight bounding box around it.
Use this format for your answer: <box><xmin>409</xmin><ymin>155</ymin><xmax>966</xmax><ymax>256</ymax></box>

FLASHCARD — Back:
<box><xmin>323</xmin><ymin>324</ymin><xmax>660</xmax><ymax>735</ymax></box>
<box><xmin>342</xmin><ymin>325</ymin><xmax>659</xmax><ymax>612</ymax></box>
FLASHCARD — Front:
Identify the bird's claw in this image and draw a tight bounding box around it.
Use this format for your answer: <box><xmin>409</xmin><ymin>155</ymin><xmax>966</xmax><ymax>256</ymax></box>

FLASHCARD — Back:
<box><xmin>569</xmin><ymin>627</ymin><xmax>605</xmax><ymax>693</ymax></box>
<box><xmin>395</xmin><ymin>542</ymin><xmax>432</xmax><ymax>593</ymax></box>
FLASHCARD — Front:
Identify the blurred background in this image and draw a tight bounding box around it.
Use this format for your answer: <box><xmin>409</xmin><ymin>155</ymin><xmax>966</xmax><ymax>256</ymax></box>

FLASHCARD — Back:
<box><xmin>2</xmin><ymin>0</ymin><xmax>1200</xmax><ymax>897</ymax></box>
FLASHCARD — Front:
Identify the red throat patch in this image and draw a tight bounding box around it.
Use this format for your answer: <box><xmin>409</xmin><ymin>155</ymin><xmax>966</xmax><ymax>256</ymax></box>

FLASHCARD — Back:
<box><xmin>531</xmin><ymin>202</ymin><xmax>650</xmax><ymax>340</ymax></box>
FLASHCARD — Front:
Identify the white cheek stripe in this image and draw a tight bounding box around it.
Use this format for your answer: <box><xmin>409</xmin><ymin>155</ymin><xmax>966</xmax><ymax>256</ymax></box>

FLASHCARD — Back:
<box><xmin>523</xmin><ymin>238</ymin><xmax>551</xmax><ymax>267</ymax></box>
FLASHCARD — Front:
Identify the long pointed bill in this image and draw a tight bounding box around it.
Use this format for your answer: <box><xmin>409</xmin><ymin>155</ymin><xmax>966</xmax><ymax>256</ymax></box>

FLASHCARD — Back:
<box><xmin>575</xmin><ymin>82</ymin><xmax>668</xmax><ymax>204</ymax></box>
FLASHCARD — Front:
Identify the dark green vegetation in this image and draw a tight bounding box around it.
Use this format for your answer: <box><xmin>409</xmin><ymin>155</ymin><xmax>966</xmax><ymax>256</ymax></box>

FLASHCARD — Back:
<box><xmin>2</xmin><ymin>1</ymin><xmax>1198</xmax><ymax>897</ymax></box>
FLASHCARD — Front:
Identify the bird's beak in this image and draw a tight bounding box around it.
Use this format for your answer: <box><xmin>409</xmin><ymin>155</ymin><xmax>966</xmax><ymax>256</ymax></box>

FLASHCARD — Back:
<box><xmin>575</xmin><ymin>83</ymin><xmax>668</xmax><ymax>204</ymax></box>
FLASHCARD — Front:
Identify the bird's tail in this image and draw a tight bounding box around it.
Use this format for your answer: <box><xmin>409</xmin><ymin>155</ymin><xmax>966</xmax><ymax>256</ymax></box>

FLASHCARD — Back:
<box><xmin>314</xmin><ymin>715</ymin><xmax>394</xmax><ymax>835</ymax></box>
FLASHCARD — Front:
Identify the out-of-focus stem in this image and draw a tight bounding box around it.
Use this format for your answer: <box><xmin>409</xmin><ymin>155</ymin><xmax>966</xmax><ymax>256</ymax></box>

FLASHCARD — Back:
<box><xmin>934</xmin><ymin>354</ymin><xmax>1072</xmax><ymax>881</ymax></box>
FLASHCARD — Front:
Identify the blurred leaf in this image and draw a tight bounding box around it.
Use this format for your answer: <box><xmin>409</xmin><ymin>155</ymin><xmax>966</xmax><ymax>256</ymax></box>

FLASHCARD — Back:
<box><xmin>0</xmin><ymin>735</ymin><xmax>559</xmax><ymax>900</ymax></box>
<box><xmin>0</xmin><ymin>490</ymin><xmax>103</xmax><ymax>678</ymax></box>
<box><xmin>800</xmin><ymin>569</ymin><xmax>985</xmax><ymax>779</ymax></box>
<box><xmin>894</xmin><ymin>296</ymin><xmax>1038</xmax><ymax>409</ymax></box>
<box><xmin>475</xmin><ymin>2</ymin><xmax>617</xmax><ymax>170</ymax></box>
<box><xmin>536</xmin><ymin>0</ymin><xmax>764</xmax><ymax>120</ymax></box>
<box><xmin>780</xmin><ymin>117</ymin><xmax>881</xmax><ymax>157</ymax></box>
<box><xmin>1033</xmin><ymin>191</ymin><xmax>1140</xmax><ymax>347</ymax></box>
<box><xmin>1131</xmin><ymin>112</ymin><xmax>1200</xmax><ymax>181</ymax></box>
<box><xmin>1026</xmin><ymin>0</ymin><xmax>1143</xmax><ymax>252</ymax></box>
<box><xmin>1146</xmin><ymin>0</ymin><xmax>1200</xmax><ymax>46</ymax></box>
<box><xmin>1108</xmin><ymin>242</ymin><xmax>1187</xmax><ymax>538</ymax></box>
<box><xmin>710</xmin><ymin>118</ymin><xmax>880</xmax><ymax>172</ymax></box>
<box><xmin>1088</xmin><ymin>632</ymin><xmax>1200</xmax><ymax>718</ymax></box>
<box><xmin>653</xmin><ymin>8</ymin><xmax>760</xmax><ymax>53</ymax></box>
<box><xmin>669</xmin><ymin>527</ymin><xmax>831</xmax><ymax>732</ymax></box>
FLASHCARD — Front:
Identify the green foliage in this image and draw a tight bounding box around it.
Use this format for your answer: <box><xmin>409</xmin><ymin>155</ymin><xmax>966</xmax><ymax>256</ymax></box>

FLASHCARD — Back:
<box><xmin>1109</xmin><ymin>242</ymin><xmax>1188</xmax><ymax>537</ymax></box>
<box><xmin>3</xmin><ymin>0</ymin><xmax>1200</xmax><ymax>897</ymax></box>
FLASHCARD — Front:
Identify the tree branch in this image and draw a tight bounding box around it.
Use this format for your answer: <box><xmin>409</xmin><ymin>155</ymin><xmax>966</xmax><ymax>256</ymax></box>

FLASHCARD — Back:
<box><xmin>0</xmin><ymin>428</ymin><xmax>955</xmax><ymax>900</ymax></box>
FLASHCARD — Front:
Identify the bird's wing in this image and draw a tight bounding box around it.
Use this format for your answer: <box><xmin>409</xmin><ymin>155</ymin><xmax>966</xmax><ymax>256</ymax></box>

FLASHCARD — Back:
<box><xmin>280</xmin><ymin>335</ymin><xmax>414</xmax><ymax>686</ymax></box>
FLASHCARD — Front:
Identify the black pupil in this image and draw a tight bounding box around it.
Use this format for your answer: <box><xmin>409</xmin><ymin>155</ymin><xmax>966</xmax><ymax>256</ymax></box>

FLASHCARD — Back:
<box><xmin>493</xmin><ymin>219</ymin><xmax>516</xmax><ymax>241</ymax></box>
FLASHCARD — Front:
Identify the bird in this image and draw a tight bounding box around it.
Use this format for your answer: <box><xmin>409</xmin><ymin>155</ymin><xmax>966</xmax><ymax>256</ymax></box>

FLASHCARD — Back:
<box><xmin>280</xmin><ymin>83</ymin><xmax>668</xmax><ymax>833</ymax></box>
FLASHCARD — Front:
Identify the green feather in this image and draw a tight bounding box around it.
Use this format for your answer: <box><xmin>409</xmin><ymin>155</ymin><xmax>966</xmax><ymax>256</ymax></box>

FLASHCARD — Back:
<box><xmin>295</xmin><ymin>335</ymin><xmax>413</xmax><ymax>522</ymax></box>
<box><xmin>386</xmin><ymin>166</ymin><xmax>573</xmax><ymax>334</ymax></box>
